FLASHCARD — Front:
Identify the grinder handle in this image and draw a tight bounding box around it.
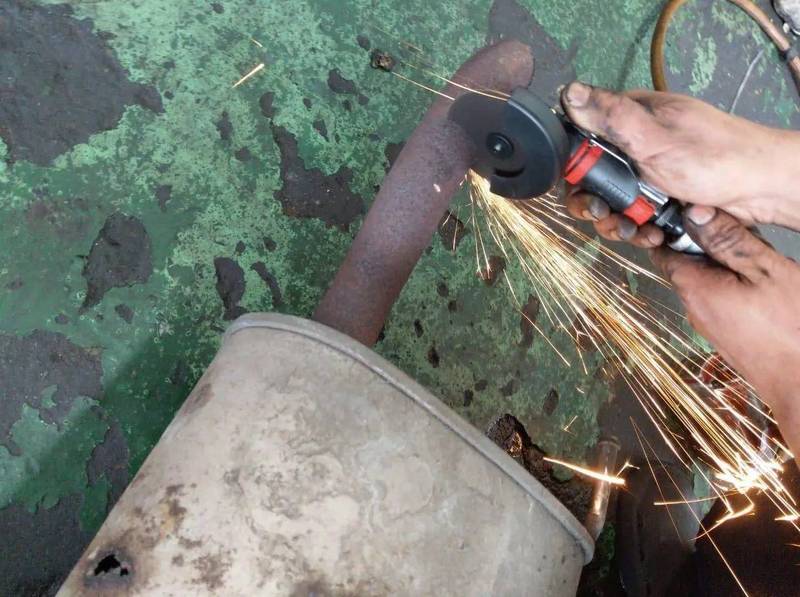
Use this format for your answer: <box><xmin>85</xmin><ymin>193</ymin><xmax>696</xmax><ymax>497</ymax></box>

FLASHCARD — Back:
<box><xmin>562</xmin><ymin>132</ymin><xmax>699</xmax><ymax>252</ymax></box>
<box><xmin>564</xmin><ymin>138</ymin><xmax>655</xmax><ymax>227</ymax></box>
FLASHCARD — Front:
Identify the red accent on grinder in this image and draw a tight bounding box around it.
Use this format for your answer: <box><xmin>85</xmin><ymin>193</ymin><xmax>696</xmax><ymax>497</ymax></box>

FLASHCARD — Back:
<box><xmin>564</xmin><ymin>139</ymin><xmax>604</xmax><ymax>185</ymax></box>
<box><xmin>623</xmin><ymin>196</ymin><xmax>656</xmax><ymax>225</ymax></box>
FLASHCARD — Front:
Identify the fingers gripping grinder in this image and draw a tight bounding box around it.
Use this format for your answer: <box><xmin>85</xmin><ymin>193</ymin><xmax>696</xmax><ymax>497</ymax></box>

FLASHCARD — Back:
<box><xmin>448</xmin><ymin>88</ymin><xmax>703</xmax><ymax>254</ymax></box>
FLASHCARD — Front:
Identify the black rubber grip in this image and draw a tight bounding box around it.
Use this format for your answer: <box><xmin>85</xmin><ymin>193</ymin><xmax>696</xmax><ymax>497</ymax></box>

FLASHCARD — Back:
<box><xmin>567</xmin><ymin>134</ymin><xmax>639</xmax><ymax>213</ymax></box>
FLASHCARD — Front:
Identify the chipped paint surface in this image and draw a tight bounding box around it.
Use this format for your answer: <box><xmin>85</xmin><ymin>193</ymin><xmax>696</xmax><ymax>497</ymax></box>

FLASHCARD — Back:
<box><xmin>689</xmin><ymin>37</ymin><xmax>718</xmax><ymax>95</ymax></box>
<box><xmin>1</xmin><ymin>399</ymin><xmax>108</xmax><ymax>511</ymax></box>
<box><xmin>0</xmin><ymin>0</ymin><xmax>797</xmax><ymax>592</ymax></box>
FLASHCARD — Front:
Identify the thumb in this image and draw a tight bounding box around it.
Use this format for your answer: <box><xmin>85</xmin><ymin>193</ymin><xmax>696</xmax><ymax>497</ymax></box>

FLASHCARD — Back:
<box><xmin>561</xmin><ymin>82</ymin><xmax>660</xmax><ymax>160</ymax></box>
<box><xmin>684</xmin><ymin>206</ymin><xmax>777</xmax><ymax>283</ymax></box>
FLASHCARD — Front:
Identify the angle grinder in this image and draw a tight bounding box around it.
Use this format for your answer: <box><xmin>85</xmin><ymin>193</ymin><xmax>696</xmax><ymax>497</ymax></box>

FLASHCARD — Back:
<box><xmin>448</xmin><ymin>88</ymin><xmax>703</xmax><ymax>254</ymax></box>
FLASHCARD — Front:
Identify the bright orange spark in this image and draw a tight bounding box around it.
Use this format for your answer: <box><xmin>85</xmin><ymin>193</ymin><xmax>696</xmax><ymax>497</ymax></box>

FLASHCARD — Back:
<box><xmin>467</xmin><ymin>171</ymin><xmax>794</xmax><ymax>547</ymax></box>
<box><xmin>696</xmin><ymin>502</ymin><xmax>755</xmax><ymax>539</ymax></box>
<box><xmin>389</xmin><ymin>71</ymin><xmax>454</xmax><ymax>101</ymax></box>
<box><xmin>405</xmin><ymin>65</ymin><xmax>509</xmax><ymax>101</ymax></box>
<box><xmin>632</xmin><ymin>420</ymin><xmax>750</xmax><ymax>596</ymax></box>
<box><xmin>654</xmin><ymin>495</ymin><xmax>723</xmax><ymax>507</ymax></box>
<box><xmin>543</xmin><ymin>456</ymin><xmax>626</xmax><ymax>485</ymax></box>
<box><xmin>616</xmin><ymin>460</ymin><xmax>640</xmax><ymax>476</ymax></box>
<box><xmin>562</xmin><ymin>414</ymin><xmax>578</xmax><ymax>434</ymax></box>
<box><xmin>232</xmin><ymin>62</ymin><xmax>265</xmax><ymax>88</ymax></box>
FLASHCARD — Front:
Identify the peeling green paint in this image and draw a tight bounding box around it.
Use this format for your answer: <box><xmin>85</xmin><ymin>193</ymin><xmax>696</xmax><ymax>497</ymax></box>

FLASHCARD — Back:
<box><xmin>0</xmin><ymin>1</ymin><xmax>798</xmax><ymax>590</ymax></box>
<box><xmin>0</xmin><ymin>399</ymin><xmax>108</xmax><ymax>512</ymax></box>
<box><xmin>626</xmin><ymin>270</ymin><xmax>639</xmax><ymax>296</ymax></box>
<box><xmin>689</xmin><ymin>37</ymin><xmax>718</xmax><ymax>95</ymax></box>
<box><xmin>711</xmin><ymin>0</ymin><xmax>762</xmax><ymax>44</ymax></box>
<box><xmin>80</xmin><ymin>475</ymin><xmax>111</xmax><ymax>533</ymax></box>
<box><xmin>40</xmin><ymin>385</ymin><xmax>57</xmax><ymax>410</ymax></box>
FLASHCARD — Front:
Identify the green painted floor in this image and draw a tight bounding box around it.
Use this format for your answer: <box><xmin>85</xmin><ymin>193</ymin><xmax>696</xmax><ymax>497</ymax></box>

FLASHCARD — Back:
<box><xmin>1</xmin><ymin>0</ymin><xmax>798</xmax><ymax>593</ymax></box>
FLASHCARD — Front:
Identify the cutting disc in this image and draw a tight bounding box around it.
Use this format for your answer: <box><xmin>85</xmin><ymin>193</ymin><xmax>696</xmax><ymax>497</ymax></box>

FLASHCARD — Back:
<box><xmin>448</xmin><ymin>88</ymin><xmax>569</xmax><ymax>199</ymax></box>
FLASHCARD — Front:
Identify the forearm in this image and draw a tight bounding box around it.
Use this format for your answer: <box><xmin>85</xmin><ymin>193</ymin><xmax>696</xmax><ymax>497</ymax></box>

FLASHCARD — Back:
<box><xmin>754</xmin><ymin>354</ymin><xmax>800</xmax><ymax>464</ymax></box>
<box><xmin>768</xmin><ymin>400</ymin><xmax>800</xmax><ymax>465</ymax></box>
<box><xmin>760</xmin><ymin>128</ymin><xmax>800</xmax><ymax>231</ymax></box>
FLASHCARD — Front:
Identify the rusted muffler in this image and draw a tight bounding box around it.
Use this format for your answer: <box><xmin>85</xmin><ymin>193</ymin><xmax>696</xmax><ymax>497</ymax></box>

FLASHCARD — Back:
<box><xmin>314</xmin><ymin>40</ymin><xmax>534</xmax><ymax>345</ymax></box>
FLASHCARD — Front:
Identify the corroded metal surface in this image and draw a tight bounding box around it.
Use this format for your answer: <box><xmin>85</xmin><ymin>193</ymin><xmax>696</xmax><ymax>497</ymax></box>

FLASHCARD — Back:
<box><xmin>58</xmin><ymin>315</ymin><xmax>591</xmax><ymax>596</ymax></box>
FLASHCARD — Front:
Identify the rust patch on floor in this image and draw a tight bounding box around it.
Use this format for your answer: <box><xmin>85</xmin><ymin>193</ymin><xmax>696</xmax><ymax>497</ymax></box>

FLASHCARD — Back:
<box><xmin>271</xmin><ymin>125</ymin><xmax>363</xmax><ymax>231</ymax></box>
<box><xmin>0</xmin><ymin>1</ymin><xmax>163</xmax><ymax>165</ymax></box>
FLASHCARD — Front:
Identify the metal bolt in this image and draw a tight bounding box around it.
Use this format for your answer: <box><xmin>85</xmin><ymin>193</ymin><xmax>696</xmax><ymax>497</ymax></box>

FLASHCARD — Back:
<box><xmin>486</xmin><ymin>133</ymin><xmax>513</xmax><ymax>159</ymax></box>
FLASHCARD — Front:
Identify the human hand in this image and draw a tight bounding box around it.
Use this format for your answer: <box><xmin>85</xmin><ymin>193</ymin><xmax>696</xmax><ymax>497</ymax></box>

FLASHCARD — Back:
<box><xmin>650</xmin><ymin>206</ymin><xmax>800</xmax><ymax>444</ymax></box>
<box><xmin>560</xmin><ymin>82</ymin><xmax>800</xmax><ymax>248</ymax></box>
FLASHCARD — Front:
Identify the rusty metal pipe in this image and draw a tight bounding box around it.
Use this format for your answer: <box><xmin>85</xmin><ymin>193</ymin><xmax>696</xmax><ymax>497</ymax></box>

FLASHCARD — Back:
<box><xmin>313</xmin><ymin>41</ymin><xmax>534</xmax><ymax>345</ymax></box>
<box><xmin>585</xmin><ymin>437</ymin><xmax>621</xmax><ymax>541</ymax></box>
